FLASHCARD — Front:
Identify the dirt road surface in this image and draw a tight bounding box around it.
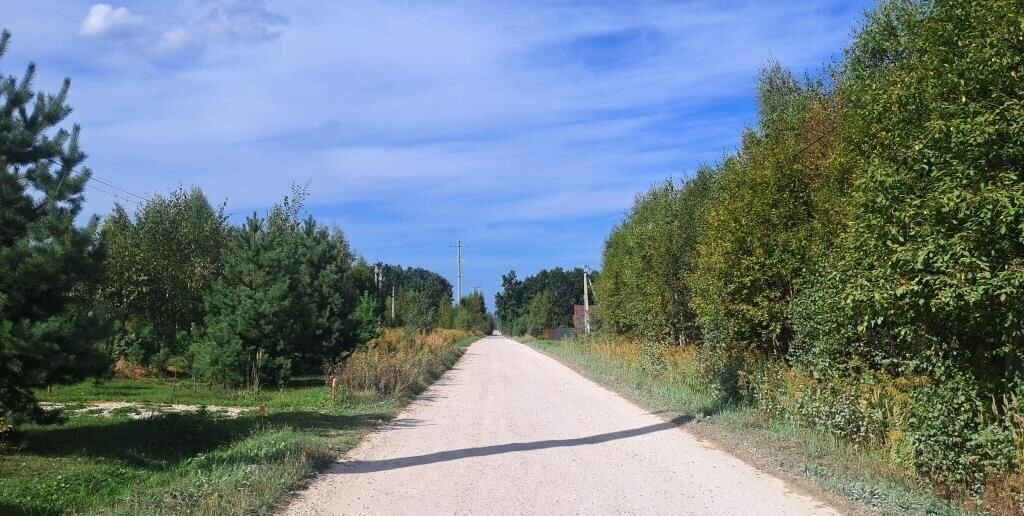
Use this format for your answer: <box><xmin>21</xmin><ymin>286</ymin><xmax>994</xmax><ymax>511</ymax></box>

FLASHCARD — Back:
<box><xmin>282</xmin><ymin>336</ymin><xmax>838</xmax><ymax>515</ymax></box>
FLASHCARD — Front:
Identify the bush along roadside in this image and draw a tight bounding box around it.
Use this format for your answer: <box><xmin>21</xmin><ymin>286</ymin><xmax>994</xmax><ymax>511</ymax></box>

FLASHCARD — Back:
<box><xmin>522</xmin><ymin>335</ymin><xmax>1024</xmax><ymax>515</ymax></box>
<box><xmin>328</xmin><ymin>329</ymin><xmax>472</xmax><ymax>398</ymax></box>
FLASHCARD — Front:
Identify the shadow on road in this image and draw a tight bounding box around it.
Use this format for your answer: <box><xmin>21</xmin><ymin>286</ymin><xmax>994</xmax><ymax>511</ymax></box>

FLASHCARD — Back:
<box><xmin>331</xmin><ymin>415</ymin><xmax>692</xmax><ymax>474</ymax></box>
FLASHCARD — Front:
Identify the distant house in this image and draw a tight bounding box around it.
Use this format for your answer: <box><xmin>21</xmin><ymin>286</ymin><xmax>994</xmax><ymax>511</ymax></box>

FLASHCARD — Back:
<box><xmin>539</xmin><ymin>305</ymin><xmax>595</xmax><ymax>341</ymax></box>
<box><xmin>572</xmin><ymin>304</ymin><xmax>592</xmax><ymax>329</ymax></box>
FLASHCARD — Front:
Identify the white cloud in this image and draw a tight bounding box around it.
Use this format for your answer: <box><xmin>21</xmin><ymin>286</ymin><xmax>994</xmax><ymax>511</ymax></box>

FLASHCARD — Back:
<box><xmin>194</xmin><ymin>0</ymin><xmax>287</xmax><ymax>45</ymax></box>
<box><xmin>77</xmin><ymin>1</ymin><xmax>285</xmax><ymax>53</ymax></box>
<box><xmin>79</xmin><ymin>4</ymin><xmax>143</xmax><ymax>36</ymax></box>
<box><xmin>156</xmin><ymin>28</ymin><xmax>190</xmax><ymax>52</ymax></box>
<box><xmin>8</xmin><ymin>0</ymin><xmax>874</xmax><ymax>303</ymax></box>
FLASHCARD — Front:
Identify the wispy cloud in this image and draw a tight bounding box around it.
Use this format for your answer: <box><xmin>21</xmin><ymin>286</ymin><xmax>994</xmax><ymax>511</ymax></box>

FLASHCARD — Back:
<box><xmin>80</xmin><ymin>4</ymin><xmax>143</xmax><ymax>36</ymax></box>
<box><xmin>155</xmin><ymin>27</ymin><xmax>190</xmax><ymax>52</ymax></box>
<box><xmin>77</xmin><ymin>0</ymin><xmax>287</xmax><ymax>55</ymax></box>
<box><xmin>5</xmin><ymin>0</ymin><xmax>874</xmax><ymax>305</ymax></box>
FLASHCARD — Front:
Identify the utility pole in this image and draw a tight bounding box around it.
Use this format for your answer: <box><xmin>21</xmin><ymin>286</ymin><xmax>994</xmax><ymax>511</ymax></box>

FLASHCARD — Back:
<box><xmin>583</xmin><ymin>266</ymin><xmax>591</xmax><ymax>334</ymax></box>
<box><xmin>450</xmin><ymin>240</ymin><xmax>463</xmax><ymax>301</ymax></box>
<box><xmin>374</xmin><ymin>265</ymin><xmax>384</xmax><ymax>325</ymax></box>
<box><xmin>391</xmin><ymin>284</ymin><xmax>396</xmax><ymax>321</ymax></box>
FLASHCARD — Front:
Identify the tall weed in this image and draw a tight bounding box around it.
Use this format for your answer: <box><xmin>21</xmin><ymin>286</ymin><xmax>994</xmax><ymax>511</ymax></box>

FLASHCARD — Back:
<box><xmin>334</xmin><ymin>329</ymin><xmax>471</xmax><ymax>398</ymax></box>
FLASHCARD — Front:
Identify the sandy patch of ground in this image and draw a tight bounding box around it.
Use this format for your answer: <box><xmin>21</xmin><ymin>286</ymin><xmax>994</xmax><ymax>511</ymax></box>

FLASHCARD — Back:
<box><xmin>40</xmin><ymin>401</ymin><xmax>250</xmax><ymax>419</ymax></box>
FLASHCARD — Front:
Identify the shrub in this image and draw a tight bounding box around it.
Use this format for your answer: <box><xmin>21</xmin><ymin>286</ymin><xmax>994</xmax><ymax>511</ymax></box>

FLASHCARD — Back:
<box><xmin>112</xmin><ymin>358</ymin><xmax>147</xmax><ymax>380</ymax></box>
<box><xmin>337</xmin><ymin>329</ymin><xmax>469</xmax><ymax>398</ymax></box>
<box><xmin>909</xmin><ymin>374</ymin><xmax>1024</xmax><ymax>491</ymax></box>
<box><xmin>754</xmin><ymin>366</ymin><xmax>918</xmax><ymax>456</ymax></box>
<box><xmin>691</xmin><ymin>345</ymin><xmax>766</xmax><ymax>404</ymax></box>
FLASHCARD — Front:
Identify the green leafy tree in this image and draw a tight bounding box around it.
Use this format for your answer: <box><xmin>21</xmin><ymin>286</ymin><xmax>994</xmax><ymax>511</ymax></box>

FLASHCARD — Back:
<box><xmin>526</xmin><ymin>290</ymin><xmax>559</xmax><ymax>335</ymax></box>
<box><xmin>495</xmin><ymin>271</ymin><xmax>525</xmax><ymax>334</ymax></box>
<box><xmin>0</xmin><ymin>30</ymin><xmax>109</xmax><ymax>416</ymax></box>
<box><xmin>453</xmin><ymin>292</ymin><xmax>494</xmax><ymax>334</ymax></box>
<box><xmin>398</xmin><ymin>289</ymin><xmax>437</xmax><ymax>333</ymax></box>
<box><xmin>437</xmin><ymin>292</ymin><xmax>455</xmax><ymax>329</ymax></box>
<box><xmin>691</xmin><ymin>63</ymin><xmax>844</xmax><ymax>357</ymax></box>
<box><xmin>598</xmin><ymin>169</ymin><xmax>717</xmax><ymax>345</ymax></box>
<box><xmin>495</xmin><ymin>267</ymin><xmax>595</xmax><ymax>333</ymax></box>
<box><xmin>98</xmin><ymin>187</ymin><xmax>228</xmax><ymax>366</ymax></box>
<box><xmin>581</xmin><ymin>0</ymin><xmax>1024</xmax><ymax>492</ymax></box>
<box><xmin>348</xmin><ymin>259</ymin><xmax>385</xmax><ymax>323</ymax></box>
<box><xmin>838</xmin><ymin>0</ymin><xmax>1023</xmax><ymax>379</ymax></box>
<box><xmin>380</xmin><ymin>264</ymin><xmax>453</xmax><ymax>316</ymax></box>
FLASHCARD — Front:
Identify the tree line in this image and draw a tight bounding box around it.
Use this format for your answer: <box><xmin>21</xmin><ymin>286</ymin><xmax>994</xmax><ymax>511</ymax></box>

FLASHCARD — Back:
<box><xmin>0</xmin><ymin>29</ymin><xmax>490</xmax><ymax>418</ymax></box>
<box><xmin>592</xmin><ymin>0</ymin><xmax>1021</xmax><ymax>493</ymax></box>
<box><xmin>495</xmin><ymin>267</ymin><xmax>597</xmax><ymax>336</ymax></box>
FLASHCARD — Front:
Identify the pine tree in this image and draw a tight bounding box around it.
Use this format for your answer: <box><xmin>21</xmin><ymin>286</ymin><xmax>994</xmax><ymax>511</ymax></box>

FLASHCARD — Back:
<box><xmin>194</xmin><ymin>187</ymin><xmax>368</xmax><ymax>385</ymax></box>
<box><xmin>350</xmin><ymin>292</ymin><xmax>380</xmax><ymax>344</ymax></box>
<box><xmin>292</xmin><ymin>217</ymin><xmax>358</xmax><ymax>370</ymax></box>
<box><xmin>0</xmin><ymin>30</ymin><xmax>109</xmax><ymax>417</ymax></box>
<box><xmin>193</xmin><ymin>215</ymin><xmax>297</xmax><ymax>387</ymax></box>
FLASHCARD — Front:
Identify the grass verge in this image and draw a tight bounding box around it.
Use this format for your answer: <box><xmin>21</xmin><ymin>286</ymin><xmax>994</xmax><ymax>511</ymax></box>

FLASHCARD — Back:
<box><xmin>2</xmin><ymin>330</ymin><xmax>481</xmax><ymax>516</ymax></box>
<box><xmin>36</xmin><ymin>376</ymin><xmax>338</xmax><ymax>410</ymax></box>
<box><xmin>523</xmin><ymin>337</ymin><xmax>966</xmax><ymax>516</ymax></box>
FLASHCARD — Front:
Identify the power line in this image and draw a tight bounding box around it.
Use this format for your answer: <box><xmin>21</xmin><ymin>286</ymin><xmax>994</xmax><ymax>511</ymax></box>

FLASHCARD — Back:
<box><xmin>90</xmin><ymin>175</ymin><xmax>152</xmax><ymax>203</ymax></box>
<box><xmin>36</xmin><ymin>160</ymin><xmax>153</xmax><ymax>204</ymax></box>
<box><xmin>789</xmin><ymin>98</ymin><xmax>840</xmax><ymax>162</ymax></box>
<box><xmin>789</xmin><ymin>125</ymin><xmax>835</xmax><ymax>162</ymax></box>
<box><xmin>39</xmin><ymin>159</ymin><xmax>149</xmax><ymax>203</ymax></box>
<box><xmin>87</xmin><ymin>183</ymin><xmax>139</xmax><ymax>206</ymax></box>
<box><xmin>14</xmin><ymin>169</ymin><xmax>144</xmax><ymax>211</ymax></box>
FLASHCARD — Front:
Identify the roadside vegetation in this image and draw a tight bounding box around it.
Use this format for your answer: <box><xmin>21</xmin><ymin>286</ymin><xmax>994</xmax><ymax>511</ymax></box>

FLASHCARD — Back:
<box><xmin>333</xmin><ymin>329</ymin><xmax>474</xmax><ymax>398</ymax></box>
<box><xmin>526</xmin><ymin>335</ymin><xmax>966</xmax><ymax>515</ymax></box>
<box><xmin>495</xmin><ymin>267</ymin><xmax>597</xmax><ymax>336</ymax></box>
<box><xmin>0</xmin><ymin>24</ymin><xmax>493</xmax><ymax>418</ymax></box>
<box><xmin>1</xmin><ymin>329</ymin><xmax>476</xmax><ymax>515</ymax></box>
<box><xmin>0</xmin><ymin>27</ymin><xmax>491</xmax><ymax>516</ymax></box>
<box><xmin>504</xmin><ymin>1</ymin><xmax>1024</xmax><ymax>513</ymax></box>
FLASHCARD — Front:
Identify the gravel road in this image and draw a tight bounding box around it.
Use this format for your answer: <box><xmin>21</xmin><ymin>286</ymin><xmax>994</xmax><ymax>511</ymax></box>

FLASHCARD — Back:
<box><xmin>282</xmin><ymin>336</ymin><xmax>838</xmax><ymax>516</ymax></box>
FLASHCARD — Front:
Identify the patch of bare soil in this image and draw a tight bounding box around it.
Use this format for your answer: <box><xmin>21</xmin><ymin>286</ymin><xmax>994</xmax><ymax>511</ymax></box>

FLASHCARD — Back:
<box><xmin>40</xmin><ymin>401</ymin><xmax>250</xmax><ymax>419</ymax></box>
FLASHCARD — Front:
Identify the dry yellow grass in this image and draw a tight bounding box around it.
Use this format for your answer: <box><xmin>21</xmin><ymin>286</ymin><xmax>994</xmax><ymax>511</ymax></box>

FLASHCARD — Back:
<box><xmin>335</xmin><ymin>329</ymin><xmax>472</xmax><ymax>398</ymax></box>
<box><xmin>537</xmin><ymin>334</ymin><xmax>1024</xmax><ymax>512</ymax></box>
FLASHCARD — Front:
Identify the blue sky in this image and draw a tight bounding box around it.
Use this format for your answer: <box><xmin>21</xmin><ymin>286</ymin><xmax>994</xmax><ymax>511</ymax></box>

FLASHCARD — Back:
<box><xmin>3</xmin><ymin>0</ymin><xmax>874</xmax><ymax>308</ymax></box>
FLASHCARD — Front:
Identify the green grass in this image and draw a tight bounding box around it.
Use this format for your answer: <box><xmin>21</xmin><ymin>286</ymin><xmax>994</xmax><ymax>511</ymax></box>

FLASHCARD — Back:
<box><xmin>36</xmin><ymin>375</ymin><xmax>339</xmax><ymax>409</ymax></box>
<box><xmin>1</xmin><ymin>399</ymin><xmax>396</xmax><ymax>516</ymax></box>
<box><xmin>454</xmin><ymin>335</ymin><xmax>482</xmax><ymax>349</ymax></box>
<box><xmin>38</xmin><ymin>333</ymin><xmax>484</xmax><ymax>409</ymax></box>
<box><xmin>3</xmin><ymin>336</ymin><xmax>482</xmax><ymax>516</ymax></box>
<box><xmin>525</xmin><ymin>338</ymin><xmax>966</xmax><ymax>516</ymax></box>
